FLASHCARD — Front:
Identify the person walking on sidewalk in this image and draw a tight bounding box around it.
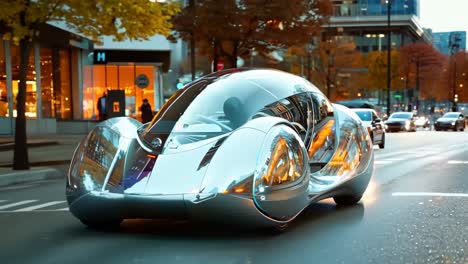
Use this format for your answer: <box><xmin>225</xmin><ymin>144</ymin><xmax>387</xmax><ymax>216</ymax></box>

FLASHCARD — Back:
<box><xmin>97</xmin><ymin>91</ymin><xmax>108</xmax><ymax>121</ymax></box>
<box><xmin>139</xmin><ymin>98</ymin><xmax>153</xmax><ymax>123</ymax></box>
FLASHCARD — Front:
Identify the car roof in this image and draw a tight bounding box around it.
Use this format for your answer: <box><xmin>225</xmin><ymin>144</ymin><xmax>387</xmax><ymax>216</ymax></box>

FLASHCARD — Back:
<box><xmin>351</xmin><ymin>108</ymin><xmax>375</xmax><ymax>112</ymax></box>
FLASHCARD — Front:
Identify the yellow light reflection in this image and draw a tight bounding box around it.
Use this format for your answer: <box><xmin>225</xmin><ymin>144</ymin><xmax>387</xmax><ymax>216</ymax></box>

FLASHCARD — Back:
<box><xmin>308</xmin><ymin>120</ymin><xmax>335</xmax><ymax>158</ymax></box>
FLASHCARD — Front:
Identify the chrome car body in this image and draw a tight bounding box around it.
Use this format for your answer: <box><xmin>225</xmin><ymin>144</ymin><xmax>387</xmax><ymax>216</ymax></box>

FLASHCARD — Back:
<box><xmin>351</xmin><ymin>108</ymin><xmax>385</xmax><ymax>149</ymax></box>
<box><xmin>384</xmin><ymin>112</ymin><xmax>417</xmax><ymax>132</ymax></box>
<box><xmin>66</xmin><ymin>69</ymin><xmax>374</xmax><ymax>230</ymax></box>
<box><xmin>434</xmin><ymin>112</ymin><xmax>465</xmax><ymax>131</ymax></box>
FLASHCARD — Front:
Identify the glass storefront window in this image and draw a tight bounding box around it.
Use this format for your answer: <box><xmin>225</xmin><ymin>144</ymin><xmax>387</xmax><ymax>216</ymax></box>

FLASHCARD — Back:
<box><xmin>40</xmin><ymin>48</ymin><xmax>54</xmax><ymax>118</ymax></box>
<box><xmin>58</xmin><ymin>49</ymin><xmax>72</xmax><ymax>119</ymax></box>
<box><xmin>11</xmin><ymin>45</ymin><xmax>36</xmax><ymax>118</ymax></box>
<box><xmin>82</xmin><ymin>64</ymin><xmax>156</xmax><ymax>122</ymax></box>
<box><xmin>0</xmin><ymin>41</ymin><xmax>7</xmax><ymax>117</ymax></box>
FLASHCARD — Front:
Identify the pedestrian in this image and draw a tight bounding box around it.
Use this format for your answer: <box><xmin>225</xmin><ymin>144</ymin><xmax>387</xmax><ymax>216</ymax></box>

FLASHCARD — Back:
<box><xmin>139</xmin><ymin>98</ymin><xmax>153</xmax><ymax>123</ymax></box>
<box><xmin>97</xmin><ymin>91</ymin><xmax>108</xmax><ymax>121</ymax></box>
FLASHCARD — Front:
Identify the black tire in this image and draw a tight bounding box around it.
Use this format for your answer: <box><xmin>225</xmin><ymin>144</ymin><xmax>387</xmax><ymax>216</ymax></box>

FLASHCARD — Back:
<box><xmin>80</xmin><ymin>218</ymin><xmax>123</xmax><ymax>230</ymax></box>
<box><xmin>378</xmin><ymin>134</ymin><xmax>385</xmax><ymax>149</ymax></box>
<box><xmin>333</xmin><ymin>194</ymin><xmax>363</xmax><ymax>206</ymax></box>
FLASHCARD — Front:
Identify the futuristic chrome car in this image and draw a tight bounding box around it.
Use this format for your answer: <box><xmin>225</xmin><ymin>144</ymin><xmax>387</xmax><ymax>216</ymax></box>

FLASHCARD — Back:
<box><xmin>66</xmin><ymin>69</ymin><xmax>374</xmax><ymax>231</ymax></box>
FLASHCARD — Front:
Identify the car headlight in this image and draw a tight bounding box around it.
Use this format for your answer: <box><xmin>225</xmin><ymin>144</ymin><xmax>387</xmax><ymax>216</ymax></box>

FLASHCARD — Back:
<box><xmin>254</xmin><ymin>125</ymin><xmax>307</xmax><ymax>195</ymax></box>
<box><xmin>405</xmin><ymin>120</ymin><xmax>410</xmax><ymax>129</ymax></box>
<box><xmin>68</xmin><ymin>118</ymin><xmax>140</xmax><ymax>191</ymax></box>
<box><xmin>452</xmin><ymin>121</ymin><xmax>456</xmax><ymax>126</ymax></box>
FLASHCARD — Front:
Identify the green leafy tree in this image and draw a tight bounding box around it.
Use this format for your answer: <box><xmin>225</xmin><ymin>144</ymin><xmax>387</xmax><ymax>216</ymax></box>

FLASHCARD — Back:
<box><xmin>171</xmin><ymin>0</ymin><xmax>332</xmax><ymax>70</ymax></box>
<box><xmin>0</xmin><ymin>0</ymin><xmax>180</xmax><ymax>170</ymax></box>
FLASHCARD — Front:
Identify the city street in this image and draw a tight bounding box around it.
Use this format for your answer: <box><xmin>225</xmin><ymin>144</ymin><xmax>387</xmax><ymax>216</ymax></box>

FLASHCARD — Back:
<box><xmin>0</xmin><ymin>130</ymin><xmax>467</xmax><ymax>264</ymax></box>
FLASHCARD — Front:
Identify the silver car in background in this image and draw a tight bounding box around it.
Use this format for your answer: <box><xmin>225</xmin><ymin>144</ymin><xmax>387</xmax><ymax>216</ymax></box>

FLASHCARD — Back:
<box><xmin>352</xmin><ymin>108</ymin><xmax>385</xmax><ymax>149</ymax></box>
<box><xmin>66</xmin><ymin>69</ymin><xmax>374</xmax><ymax>232</ymax></box>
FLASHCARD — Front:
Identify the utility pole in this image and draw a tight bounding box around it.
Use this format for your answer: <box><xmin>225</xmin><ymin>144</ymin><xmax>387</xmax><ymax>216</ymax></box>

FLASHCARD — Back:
<box><xmin>386</xmin><ymin>0</ymin><xmax>392</xmax><ymax>116</ymax></box>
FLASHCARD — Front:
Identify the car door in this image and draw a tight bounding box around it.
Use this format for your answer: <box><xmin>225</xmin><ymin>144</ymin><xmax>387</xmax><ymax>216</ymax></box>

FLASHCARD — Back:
<box><xmin>372</xmin><ymin>110</ymin><xmax>383</xmax><ymax>141</ymax></box>
<box><xmin>458</xmin><ymin>114</ymin><xmax>465</xmax><ymax>129</ymax></box>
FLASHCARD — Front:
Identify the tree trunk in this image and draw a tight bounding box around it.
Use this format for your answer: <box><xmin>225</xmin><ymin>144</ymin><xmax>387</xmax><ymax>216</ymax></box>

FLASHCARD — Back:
<box><xmin>13</xmin><ymin>38</ymin><xmax>31</xmax><ymax>170</ymax></box>
<box><xmin>232</xmin><ymin>41</ymin><xmax>238</xmax><ymax>68</ymax></box>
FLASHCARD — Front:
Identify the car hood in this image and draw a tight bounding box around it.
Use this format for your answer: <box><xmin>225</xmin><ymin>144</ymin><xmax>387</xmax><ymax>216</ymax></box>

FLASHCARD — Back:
<box><xmin>437</xmin><ymin>118</ymin><xmax>456</xmax><ymax>123</ymax></box>
<box><xmin>124</xmin><ymin>138</ymin><xmax>223</xmax><ymax>195</ymax></box>
<box><xmin>385</xmin><ymin>118</ymin><xmax>409</xmax><ymax>123</ymax></box>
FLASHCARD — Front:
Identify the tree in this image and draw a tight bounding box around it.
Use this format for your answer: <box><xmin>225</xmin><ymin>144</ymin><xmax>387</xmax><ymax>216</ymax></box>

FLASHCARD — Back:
<box><xmin>0</xmin><ymin>0</ymin><xmax>180</xmax><ymax>170</ymax></box>
<box><xmin>366</xmin><ymin>50</ymin><xmax>400</xmax><ymax>104</ymax></box>
<box><xmin>399</xmin><ymin>43</ymin><xmax>445</xmax><ymax>110</ymax></box>
<box><xmin>171</xmin><ymin>0</ymin><xmax>332</xmax><ymax>70</ymax></box>
<box><xmin>311</xmin><ymin>38</ymin><xmax>364</xmax><ymax>100</ymax></box>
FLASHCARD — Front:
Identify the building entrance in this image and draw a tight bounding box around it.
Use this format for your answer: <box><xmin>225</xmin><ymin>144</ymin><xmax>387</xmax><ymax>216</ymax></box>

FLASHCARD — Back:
<box><xmin>83</xmin><ymin>63</ymin><xmax>162</xmax><ymax>122</ymax></box>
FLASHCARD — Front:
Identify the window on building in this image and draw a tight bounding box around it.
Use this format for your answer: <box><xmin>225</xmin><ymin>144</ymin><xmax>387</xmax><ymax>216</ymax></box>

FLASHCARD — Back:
<box><xmin>57</xmin><ymin>49</ymin><xmax>72</xmax><ymax>119</ymax></box>
<box><xmin>11</xmin><ymin>45</ymin><xmax>36</xmax><ymax>118</ymax></box>
<box><xmin>0</xmin><ymin>41</ymin><xmax>7</xmax><ymax>117</ymax></box>
<box><xmin>40</xmin><ymin>48</ymin><xmax>54</xmax><ymax>118</ymax></box>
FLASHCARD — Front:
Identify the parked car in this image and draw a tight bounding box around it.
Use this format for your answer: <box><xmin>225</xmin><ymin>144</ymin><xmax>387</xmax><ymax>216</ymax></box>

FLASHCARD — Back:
<box><xmin>434</xmin><ymin>112</ymin><xmax>465</xmax><ymax>131</ymax></box>
<box><xmin>352</xmin><ymin>108</ymin><xmax>385</xmax><ymax>149</ymax></box>
<box><xmin>384</xmin><ymin>112</ymin><xmax>417</xmax><ymax>132</ymax></box>
<box><xmin>66</xmin><ymin>68</ymin><xmax>374</xmax><ymax>232</ymax></box>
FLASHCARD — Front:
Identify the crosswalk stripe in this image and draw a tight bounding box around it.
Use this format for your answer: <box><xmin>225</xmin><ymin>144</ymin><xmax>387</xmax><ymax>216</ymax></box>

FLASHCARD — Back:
<box><xmin>0</xmin><ymin>200</ymin><xmax>38</xmax><ymax>210</ymax></box>
<box><xmin>13</xmin><ymin>201</ymin><xmax>67</xmax><ymax>212</ymax></box>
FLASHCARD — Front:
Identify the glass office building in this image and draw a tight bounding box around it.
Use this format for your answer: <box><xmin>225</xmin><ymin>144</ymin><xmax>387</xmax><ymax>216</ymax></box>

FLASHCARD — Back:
<box><xmin>329</xmin><ymin>0</ymin><xmax>426</xmax><ymax>53</ymax></box>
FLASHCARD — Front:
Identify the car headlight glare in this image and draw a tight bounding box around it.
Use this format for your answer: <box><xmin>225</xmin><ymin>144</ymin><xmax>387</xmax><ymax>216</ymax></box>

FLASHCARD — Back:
<box><xmin>451</xmin><ymin>121</ymin><xmax>456</xmax><ymax>126</ymax></box>
<box><xmin>254</xmin><ymin>125</ymin><xmax>307</xmax><ymax>194</ymax></box>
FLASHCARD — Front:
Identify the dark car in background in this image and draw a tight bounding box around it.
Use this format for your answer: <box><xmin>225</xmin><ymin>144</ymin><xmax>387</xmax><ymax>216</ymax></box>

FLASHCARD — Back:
<box><xmin>434</xmin><ymin>112</ymin><xmax>465</xmax><ymax>131</ymax></box>
<box><xmin>352</xmin><ymin>108</ymin><xmax>385</xmax><ymax>149</ymax></box>
<box><xmin>384</xmin><ymin>112</ymin><xmax>417</xmax><ymax>132</ymax></box>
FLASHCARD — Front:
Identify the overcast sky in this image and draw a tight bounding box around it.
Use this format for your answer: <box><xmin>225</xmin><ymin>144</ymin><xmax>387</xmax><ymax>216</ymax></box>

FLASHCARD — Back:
<box><xmin>419</xmin><ymin>0</ymin><xmax>468</xmax><ymax>33</ymax></box>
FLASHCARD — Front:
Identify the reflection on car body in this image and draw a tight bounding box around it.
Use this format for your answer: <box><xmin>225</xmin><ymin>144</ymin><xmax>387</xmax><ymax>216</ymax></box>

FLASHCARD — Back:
<box><xmin>66</xmin><ymin>68</ymin><xmax>373</xmax><ymax>232</ymax></box>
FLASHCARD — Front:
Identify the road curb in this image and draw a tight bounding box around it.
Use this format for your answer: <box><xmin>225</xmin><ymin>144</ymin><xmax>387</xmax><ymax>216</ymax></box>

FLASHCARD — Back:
<box><xmin>0</xmin><ymin>167</ymin><xmax>65</xmax><ymax>187</ymax></box>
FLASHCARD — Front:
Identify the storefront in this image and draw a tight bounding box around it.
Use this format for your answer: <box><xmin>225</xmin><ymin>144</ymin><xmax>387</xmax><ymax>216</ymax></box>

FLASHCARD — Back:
<box><xmin>0</xmin><ymin>25</ymin><xmax>172</xmax><ymax>135</ymax></box>
<box><xmin>82</xmin><ymin>49</ymin><xmax>170</xmax><ymax>121</ymax></box>
<box><xmin>0</xmin><ymin>23</ymin><xmax>92</xmax><ymax>135</ymax></box>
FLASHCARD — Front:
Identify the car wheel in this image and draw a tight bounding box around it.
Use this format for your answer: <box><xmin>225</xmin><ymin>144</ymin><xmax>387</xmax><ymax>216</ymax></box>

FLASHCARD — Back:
<box><xmin>378</xmin><ymin>134</ymin><xmax>385</xmax><ymax>149</ymax></box>
<box><xmin>80</xmin><ymin>218</ymin><xmax>123</xmax><ymax>230</ymax></box>
<box><xmin>333</xmin><ymin>194</ymin><xmax>363</xmax><ymax>206</ymax></box>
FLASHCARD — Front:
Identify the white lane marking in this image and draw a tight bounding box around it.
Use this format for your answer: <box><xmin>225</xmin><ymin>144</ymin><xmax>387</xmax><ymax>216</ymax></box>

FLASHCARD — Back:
<box><xmin>375</xmin><ymin>160</ymin><xmax>393</xmax><ymax>164</ymax></box>
<box><xmin>53</xmin><ymin>207</ymin><xmax>69</xmax><ymax>211</ymax></box>
<box><xmin>392</xmin><ymin>192</ymin><xmax>468</xmax><ymax>198</ymax></box>
<box><xmin>13</xmin><ymin>201</ymin><xmax>67</xmax><ymax>212</ymax></box>
<box><xmin>0</xmin><ymin>200</ymin><xmax>38</xmax><ymax>210</ymax></box>
<box><xmin>448</xmin><ymin>160</ymin><xmax>468</xmax><ymax>164</ymax></box>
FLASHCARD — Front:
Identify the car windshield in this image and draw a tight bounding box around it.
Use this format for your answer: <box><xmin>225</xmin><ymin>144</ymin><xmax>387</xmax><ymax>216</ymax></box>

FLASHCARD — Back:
<box><xmin>138</xmin><ymin>76</ymin><xmax>277</xmax><ymax>151</ymax></box>
<box><xmin>390</xmin><ymin>113</ymin><xmax>412</xmax><ymax>119</ymax></box>
<box><xmin>354</xmin><ymin>111</ymin><xmax>372</xmax><ymax>121</ymax></box>
<box><xmin>442</xmin><ymin>113</ymin><xmax>459</xmax><ymax>118</ymax></box>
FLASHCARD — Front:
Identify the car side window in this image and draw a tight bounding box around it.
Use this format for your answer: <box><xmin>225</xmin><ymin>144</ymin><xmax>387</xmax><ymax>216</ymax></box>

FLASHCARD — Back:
<box><xmin>254</xmin><ymin>93</ymin><xmax>313</xmax><ymax>146</ymax></box>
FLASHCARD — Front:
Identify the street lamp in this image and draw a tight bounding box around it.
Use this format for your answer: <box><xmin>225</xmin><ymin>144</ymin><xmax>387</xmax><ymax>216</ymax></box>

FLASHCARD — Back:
<box><xmin>386</xmin><ymin>0</ymin><xmax>392</xmax><ymax>116</ymax></box>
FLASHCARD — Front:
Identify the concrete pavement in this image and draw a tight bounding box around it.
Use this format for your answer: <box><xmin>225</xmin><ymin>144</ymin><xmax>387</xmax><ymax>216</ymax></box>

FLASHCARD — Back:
<box><xmin>0</xmin><ymin>134</ymin><xmax>85</xmax><ymax>187</ymax></box>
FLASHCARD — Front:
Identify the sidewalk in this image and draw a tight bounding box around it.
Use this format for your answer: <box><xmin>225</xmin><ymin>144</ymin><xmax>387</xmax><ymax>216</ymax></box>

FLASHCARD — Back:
<box><xmin>0</xmin><ymin>134</ymin><xmax>86</xmax><ymax>187</ymax></box>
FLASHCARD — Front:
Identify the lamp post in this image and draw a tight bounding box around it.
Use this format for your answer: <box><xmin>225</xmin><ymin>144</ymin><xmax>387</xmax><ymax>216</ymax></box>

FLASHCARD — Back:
<box><xmin>386</xmin><ymin>0</ymin><xmax>392</xmax><ymax>116</ymax></box>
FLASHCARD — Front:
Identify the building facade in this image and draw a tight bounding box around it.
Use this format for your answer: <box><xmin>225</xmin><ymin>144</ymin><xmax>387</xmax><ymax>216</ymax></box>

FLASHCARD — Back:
<box><xmin>328</xmin><ymin>0</ymin><xmax>428</xmax><ymax>53</ymax></box>
<box><xmin>433</xmin><ymin>31</ymin><xmax>467</xmax><ymax>55</ymax></box>
<box><xmin>1</xmin><ymin>24</ymin><xmax>179</xmax><ymax>135</ymax></box>
<box><xmin>0</xmin><ymin>23</ymin><xmax>92</xmax><ymax>135</ymax></box>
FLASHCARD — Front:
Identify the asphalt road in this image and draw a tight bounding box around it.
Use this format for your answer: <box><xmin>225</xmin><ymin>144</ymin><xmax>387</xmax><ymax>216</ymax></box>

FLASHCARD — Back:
<box><xmin>0</xmin><ymin>130</ymin><xmax>467</xmax><ymax>264</ymax></box>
